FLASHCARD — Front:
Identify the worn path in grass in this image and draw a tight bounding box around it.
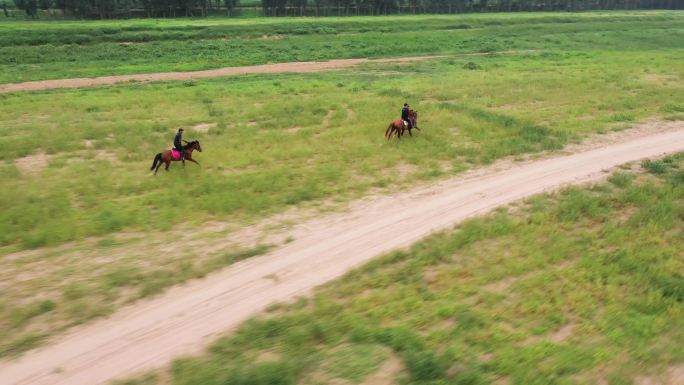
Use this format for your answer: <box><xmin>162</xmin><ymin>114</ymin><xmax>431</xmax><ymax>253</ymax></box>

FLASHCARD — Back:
<box><xmin>0</xmin><ymin>51</ymin><xmax>536</xmax><ymax>93</ymax></box>
<box><xmin>0</xmin><ymin>56</ymin><xmax>442</xmax><ymax>93</ymax></box>
<box><xmin>2</xmin><ymin>121</ymin><xmax>684</xmax><ymax>385</ymax></box>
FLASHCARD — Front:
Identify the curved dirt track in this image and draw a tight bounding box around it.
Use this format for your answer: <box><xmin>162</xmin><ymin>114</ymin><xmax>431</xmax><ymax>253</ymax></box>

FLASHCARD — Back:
<box><xmin>2</xmin><ymin>122</ymin><xmax>684</xmax><ymax>385</ymax></box>
<box><xmin>0</xmin><ymin>56</ymin><xmax>438</xmax><ymax>93</ymax></box>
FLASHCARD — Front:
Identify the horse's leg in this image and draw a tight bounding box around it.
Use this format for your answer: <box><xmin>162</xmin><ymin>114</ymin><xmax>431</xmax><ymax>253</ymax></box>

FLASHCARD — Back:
<box><xmin>187</xmin><ymin>158</ymin><xmax>201</xmax><ymax>166</ymax></box>
<box><xmin>155</xmin><ymin>159</ymin><xmax>163</xmax><ymax>175</ymax></box>
<box><xmin>165</xmin><ymin>160</ymin><xmax>170</xmax><ymax>171</ymax></box>
<box><xmin>154</xmin><ymin>154</ymin><xmax>165</xmax><ymax>175</ymax></box>
<box><xmin>394</xmin><ymin>124</ymin><xmax>403</xmax><ymax>139</ymax></box>
<box><xmin>150</xmin><ymin>153</ymin><xmax>161</xmax><ymax>171</ymax></box>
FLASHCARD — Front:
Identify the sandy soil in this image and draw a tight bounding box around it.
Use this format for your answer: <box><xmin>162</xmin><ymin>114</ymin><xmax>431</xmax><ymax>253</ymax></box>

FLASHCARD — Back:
<box><xmin>1</xmin><ymin>121</ymin><xmax>684</xmax><ymax>385</ymax></box>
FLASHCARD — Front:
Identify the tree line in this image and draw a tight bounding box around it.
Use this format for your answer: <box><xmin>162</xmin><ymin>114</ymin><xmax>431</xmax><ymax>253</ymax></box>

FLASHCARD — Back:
<box><xmin>9</xmin><ymin>0</ymin><xmax>238</xmax><ymax>18</ymax></box>
<box><xmin>262</xmin><ymin>0</ymin><xmax>682</xmax><ymax>16</ymax></box>
<box><xmin>6</xmin><ymin>0</ymin><xmax>682</xmax><ymax>19</ymax></box>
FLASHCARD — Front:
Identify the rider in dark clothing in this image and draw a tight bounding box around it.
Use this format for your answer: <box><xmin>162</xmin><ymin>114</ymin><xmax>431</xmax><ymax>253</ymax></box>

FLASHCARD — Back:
<box><xmin>401</xmin><ymin>103</ymin><xmax>411</xmax><ymax>129</ymax></box>
<box><xmin>174</xmin><ymin>128</ymin><xmax>185</xmax><ymax>160</ymax></box>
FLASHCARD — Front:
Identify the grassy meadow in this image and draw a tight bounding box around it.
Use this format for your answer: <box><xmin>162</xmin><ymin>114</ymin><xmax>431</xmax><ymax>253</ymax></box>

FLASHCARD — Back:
<box><xmin>2</xmin><ymin>50</ymin><xmax>682</xmax><ymax>250</ymax></box>
<box><xmin>0</xmin><ymin>12</ymin><xmax>682</xmax><ymax>357</ymax></box>
<box><xmin>1</xmin><ymin>11</ymin><xmax>683</xmax><ymax>83</ymax></box>
<box><xmin>118</xmin><ymin>154</ymin><xmax>684</xmax><ymax>385</ymax></box>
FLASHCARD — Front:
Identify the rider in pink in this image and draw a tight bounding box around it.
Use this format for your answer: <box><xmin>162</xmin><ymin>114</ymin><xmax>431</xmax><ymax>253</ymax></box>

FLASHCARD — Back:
<box><xmin>173</xmin><ymin>128</ymin><xmax>184</xmax><ymax>160</ymax></box>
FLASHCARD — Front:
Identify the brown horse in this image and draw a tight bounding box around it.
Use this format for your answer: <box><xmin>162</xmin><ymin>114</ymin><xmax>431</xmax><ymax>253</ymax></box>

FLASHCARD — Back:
<box><xmin>150</xmin><ymin>140</ymin><xmax>202</xmax><ymax>175</ymax></box>
<box><xmin>385</xmin><ymin>110</ymin><xmax>419</xmax><ymax>140</ymax></box>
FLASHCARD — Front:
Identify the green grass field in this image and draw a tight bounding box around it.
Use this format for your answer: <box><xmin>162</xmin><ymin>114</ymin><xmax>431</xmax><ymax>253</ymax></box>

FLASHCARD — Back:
<box><xmin>116</xmin><ymin>154</ymin><xmax>684</xmax><ymax>385</ymax></box>
<box><xmin>0</xmin><ymin>11</ymin><xmax>682</xmax><ymax>359</ymax></box>
<box><xmin>1</xmin><ymin>11</ymin><xmax>683</xmax><ymax>83</ymax></box>
<box><xmin>2</xmin><ymin>49</ymin><xmax>682</xmax><ymax>251</ymax></box>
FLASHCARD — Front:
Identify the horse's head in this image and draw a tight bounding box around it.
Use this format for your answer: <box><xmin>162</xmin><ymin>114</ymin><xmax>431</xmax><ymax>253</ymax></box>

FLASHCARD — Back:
<box><xmin>185</xmin><ymin>140</ymin><xmax>202</xmax><ymax>152</ymax></box>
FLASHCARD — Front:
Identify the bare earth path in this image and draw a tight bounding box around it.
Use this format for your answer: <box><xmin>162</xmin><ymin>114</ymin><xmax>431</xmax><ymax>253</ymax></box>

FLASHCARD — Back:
<box><xmin>0</xmin><ymin>56</ymin><xmax>439</xmax><ymax>93</ymax></box>
<box><xmin>0</xmin><ymin>51</ymin><xmax>537</xmax><ymax>93</ymax></box>
<box><xmin>2</xmin><ymin>123</ymin><xmax>684</xmax><ymax>385</ymax></box>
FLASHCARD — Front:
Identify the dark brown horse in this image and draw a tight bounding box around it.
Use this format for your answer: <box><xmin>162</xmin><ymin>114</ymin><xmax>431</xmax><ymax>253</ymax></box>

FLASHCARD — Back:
<box><xmin>385</xmin><ymin>110</ymin><xmax>419</xmax><ymax>140</ymax></box>
<box><xmin>150</xmin><ymin>140</ymin><xmax>202</xmax><ymax>175</ymax></box>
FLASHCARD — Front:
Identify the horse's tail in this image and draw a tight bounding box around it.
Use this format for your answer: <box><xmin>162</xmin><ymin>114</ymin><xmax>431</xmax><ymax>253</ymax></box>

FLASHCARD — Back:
<box><xmin>150</xmin><ymin>153</ymin><xmax>161</xmax><ymax>171</ymax></box>
<box><xmin>385</xmin><ymin>123</ymin><xmax>393</xmax><ymax>139</ymax></box>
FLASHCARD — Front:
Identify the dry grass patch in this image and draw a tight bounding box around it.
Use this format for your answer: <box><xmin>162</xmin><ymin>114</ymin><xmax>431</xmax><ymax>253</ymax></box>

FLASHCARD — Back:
<box><xmin>14</xmin><ymin>152</ymin><xmax>50</xmax><ymax>174</ymax></box>
<box><xmin>95</xmin><ymin>149</ymin><xmax>118</xmax><ymax>162</ymax></box>
<box><xmin>360</xmin><ymin>354</ymin><xmax>404</xmax><ymax>385</ymax></box>
<box><xmin>642</xmin><ymin>73</ymin><xmax>681</xmax><ymax>86</ymax></box>
<box><xmin>637</xmin><ymin>364</ymin><xmax>684</xmax><ymax>385</ymax></box>
<box><xmin>191</xmin><ymin>122</ymin><xmax>216</xmax><ymax>133</ymax></box>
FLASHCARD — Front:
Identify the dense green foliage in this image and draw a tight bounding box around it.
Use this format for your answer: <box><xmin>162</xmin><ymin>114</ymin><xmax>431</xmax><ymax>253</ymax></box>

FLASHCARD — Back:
<box><xmin>261</xmin><ymin>0</ymin><xmax>683</xmax><ymax>18</ymax></box>
<box><xmin>5</xmin><ymin>0</ymin><xmax>683</xmax><ymax>19</ymax></box>
<box><xmin>163</xmin><ymin>154</ymin><xmax>684</xmax><ymax>385</ymax></box>
<box><xmin>2</xmin><ymin>12</ymin><xmax>683</xmax><ymax>83</ymax></box>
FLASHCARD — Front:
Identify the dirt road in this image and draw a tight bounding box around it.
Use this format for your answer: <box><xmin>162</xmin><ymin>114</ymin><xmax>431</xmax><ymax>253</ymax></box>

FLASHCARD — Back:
<box><xmin>0</xmin><ymin>56</ymin><xmax>438</xmax><ymax>93</ymax></box>
<box><xmin>2</xmin><ymin>122</ymin><xmax>684</xmax><ymax>385</ymax></box>
<box><xmin>0</xmin><ymin>51</ymin><xmax>538</xmax><ymax>93</ymax></box>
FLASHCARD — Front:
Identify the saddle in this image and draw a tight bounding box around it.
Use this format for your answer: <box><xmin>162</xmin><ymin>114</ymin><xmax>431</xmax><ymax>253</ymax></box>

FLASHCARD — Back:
<box><xmin>402</xmin><ymin>120</ymin><xmax>411</xmax><ymax>129</ymax></box>
<box><xmin>171</xmin><ymin>149</ymin><xmax>182</xmax><ymax>160</ymax></box>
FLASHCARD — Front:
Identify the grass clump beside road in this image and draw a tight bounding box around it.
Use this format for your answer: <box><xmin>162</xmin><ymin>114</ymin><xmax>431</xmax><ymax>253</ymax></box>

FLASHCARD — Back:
<box><xmin>145</xmin><ymin>154</ymin><xmax>684</xmax><ymax>385</ymax></box>
<box><xmin>0</xmin><ymin>11</ymin><xmax>682</xmax><ymax>83</ymax></box>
